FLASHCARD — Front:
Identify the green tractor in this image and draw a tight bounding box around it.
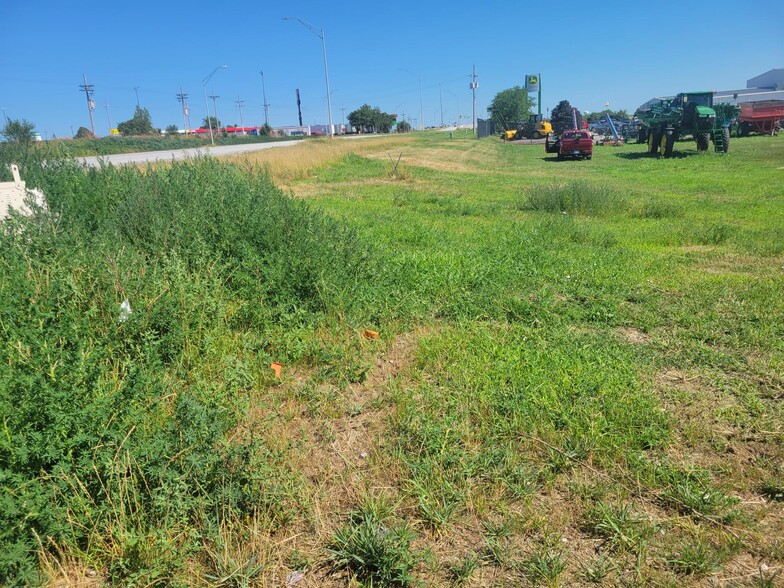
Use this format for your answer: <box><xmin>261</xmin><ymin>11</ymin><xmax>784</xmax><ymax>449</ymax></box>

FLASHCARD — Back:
<box><xmin>635</xmin><ymin>91</ymin><xmax>739</xmax><ymax>158</ymax></box>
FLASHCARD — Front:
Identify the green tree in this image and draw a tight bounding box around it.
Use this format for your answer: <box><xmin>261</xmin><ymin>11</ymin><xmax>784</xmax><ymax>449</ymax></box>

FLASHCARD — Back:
<box><xmin>487</xmin><ymin>86</ymin><xmax>534</xmax><ymax>130</ymax></box>
<box><xmin>165</xmin><ymin>124</ymin><xmax>178</xmax><ymax>135</ymax></box>
<box><xmin>347</xmin><ymin>104</ymin><xmax>395</xmax><ymax>133</ymax></box>
<box><xmin>75</xmin><ymin>126</ymin><xmax>94</xmax><ymax>139</ymax></box>
<box><xmin>585</xmin><ymin>109</ymin><xmax>630</xmax><ymax>124</ymax></box>
<box><xmin>550</xmin><ymin>100</ymin><xmax>583</xmax><ymax>135</ymax></box>
<box><xmin>397</xmin><ymin>120</ymin><xmax>412</xmax><ymax>133</ymax></box>
<box><xmin>117</xmin><ymin>106</ymin><xmax>154</xmax><ymax>136</ymax></box>
<box><xmin>201</xmin><ymin>116</ymin><xmax>220</xmax><ymax>130</ymax></box>
<box><xmin>1</xmin><ymin>118</ymin><xmax>36</xmax><ymax>144</ymax></box>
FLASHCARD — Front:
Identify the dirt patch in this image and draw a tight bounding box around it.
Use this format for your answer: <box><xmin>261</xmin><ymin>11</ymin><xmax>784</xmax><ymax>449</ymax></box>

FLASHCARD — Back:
<box><xmin>365</xmin><ymin>148</ymin><xmax>484</xmax><ymax>174</ymax></box>
<box><xmin>247</xmin><ymin>330</ymin><xmax>425</xmax><ymax>586</ymax></box>
<box><xmin>617</xmin><ymin>326</ymin><xmax>652</xmax><ymax>345</ymax></box>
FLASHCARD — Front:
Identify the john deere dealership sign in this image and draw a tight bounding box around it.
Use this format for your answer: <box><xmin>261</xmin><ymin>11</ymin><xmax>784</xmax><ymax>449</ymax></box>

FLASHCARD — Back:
<box><xmin>526</xmin><ymin>75</ymin><xmax>540</xmax><ymax>92</ymax></box>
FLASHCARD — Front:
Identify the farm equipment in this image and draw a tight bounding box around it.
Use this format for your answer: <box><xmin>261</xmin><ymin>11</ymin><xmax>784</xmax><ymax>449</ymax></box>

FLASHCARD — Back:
<box><xmin>634</xmin><ymin>91</ymin><xmax>738</xmax><ymax>157</ymax></box>
<box><xmin>501</xmin><ymin>114</ymin><xmax>553</xmax><ymax>140</ymax></box>
<box><xmin>736</xmin><ymin>101</ymin><xmax>784</xmax><ymax>136</ymax></box>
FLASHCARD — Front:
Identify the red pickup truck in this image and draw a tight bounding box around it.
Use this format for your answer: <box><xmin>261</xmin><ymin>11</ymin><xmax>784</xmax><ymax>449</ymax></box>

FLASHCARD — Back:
<box><xmin>546</xmin><ymin>129</ymin><xmax>593</xmax><ymax>160</ymax></box>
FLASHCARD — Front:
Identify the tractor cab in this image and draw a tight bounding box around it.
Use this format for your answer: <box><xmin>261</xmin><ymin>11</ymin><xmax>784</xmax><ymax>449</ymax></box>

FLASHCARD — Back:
<box><xmin>677</xmin><ymin>91</ymin><xmax>716</xmax><ymax>133</ymax></box>
<box><xmin>677</xmin><ymin>92</ymin><xmax>714</xmax><ymax>108</ymax></box>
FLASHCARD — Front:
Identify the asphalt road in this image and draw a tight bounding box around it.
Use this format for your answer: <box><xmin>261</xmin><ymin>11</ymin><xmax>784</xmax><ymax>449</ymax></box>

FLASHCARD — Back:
<box><xmin>78</xmin><ymin>138</ymin><xmax>305</xmax><ymax>167</ymax></box>
<box><xmin>77</xmin><ymin>133</ymin><xmax>402</xmax><ymax>167</ymax></box>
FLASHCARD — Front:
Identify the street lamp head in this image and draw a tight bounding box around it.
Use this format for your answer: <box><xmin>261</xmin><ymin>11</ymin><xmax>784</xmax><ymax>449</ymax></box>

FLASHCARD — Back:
<box><xmin>203</xmin><ymin>65</ymin><xmax>228</xmax><ymax>86</ymax></box>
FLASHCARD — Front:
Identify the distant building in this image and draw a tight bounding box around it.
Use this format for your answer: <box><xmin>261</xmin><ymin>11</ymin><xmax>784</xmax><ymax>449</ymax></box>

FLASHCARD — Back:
<box><xmin>746</xmin><ymin>68</ymin><xmax>784</xmax><ymax>89</ymax></box>
<box><xmin>638</xmin><ymin>68</ymin><xmax>784</xmax><ymax>110</ymax></box>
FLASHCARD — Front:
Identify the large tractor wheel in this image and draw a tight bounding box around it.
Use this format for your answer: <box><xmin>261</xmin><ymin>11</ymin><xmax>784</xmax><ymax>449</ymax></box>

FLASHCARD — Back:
<box><xmin>722</xmin><ymin>127</ymin><xmax>730</xmax><ymax>153</ymax></box>
<box><xmin>637</xmin><ymin>128</ymin><xmax>648</xmax><ymax>144</ymax></box>
<box><xmin>663</xmin><ymin>131</ymin><xmax>675</xmax><ymax>158</ymax></box>
<box><xmin>532</xmin><ymin>130</ymin><xmax>542</xmax><ymax>139</ymax></box>
<box><xmin>648</xmin><ymin>129</ymin><xmax>661</xmax><ymax>155</ymax></box>
<box><xmin>696</xmin><ymin>133</ymin><xmax>710</xmax><ymax>151</ymax></box>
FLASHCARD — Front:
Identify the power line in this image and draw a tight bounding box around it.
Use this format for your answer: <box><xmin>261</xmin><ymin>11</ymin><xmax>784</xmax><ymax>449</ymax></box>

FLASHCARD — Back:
<box><xmin>235</xmin><ymin>95</ymin><xmax>245</xmax><ymax>133</ymax></box>
<box><xmin>470</xmin><ymin>65</ymin><xmax>479</xmax><ymax>135</ymax></box>
<box><xmin>176</xmin><ymin>86</ymin><xmax>190</xmax><ymax>131</ymax></box>
<box><xmin>79</xmin><ymin>73</ymin><xmax>96</xmax><ymax>137</ymax></box>
<box><xmin>209</xmin><ymin>92</ymin><xmax>220</xmax><ymax>129</ymax></box>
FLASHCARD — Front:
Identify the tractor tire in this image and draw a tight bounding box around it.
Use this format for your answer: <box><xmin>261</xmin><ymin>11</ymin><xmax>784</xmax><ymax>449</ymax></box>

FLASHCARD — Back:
<box><xmin>696</xmin><ymin>133</ymin><xmax>710</xmax><ymax>151</ymax></box>
<box><xmin>663</xmin><ymin>131</ymin><xmax>675</xmax><ymax>158</ymax></box>
<box><xmin>637</xmin><ymin>128</ymin><xmax>648</xmax><ymax>144</ymax></box>
<box><xmin>722</xmin><ymin>127</ymin><xmax>730</xmax><ymax>153</ymax></box>
<box><xmin>648</xmin><ymin>129</ymin><xmax>661</xmax><ymax>155</ymax></box>
<box><xmin>532</xmin><ymin>131</ymin><xmax>541</xmax><ymax>139</ymax></box>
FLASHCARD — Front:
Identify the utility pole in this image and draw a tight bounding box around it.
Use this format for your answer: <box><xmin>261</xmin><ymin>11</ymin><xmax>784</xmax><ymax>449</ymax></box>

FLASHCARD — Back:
<box><xmin>235</xmin><ymin>95</ymin><xmax>245</xmax><ymax>134</ymax></box>
<box><xmin>296</xmin><ymin>89</ymin><xmax>303</xmax><ymax>126</ymax></box>
<box><xmin>177</xmin><ymin>86</ymin><xmax>190</xmax><ymax>132</ymax></box>
<box><xmin>259</xmin><ymin>70</ymin><xmax>270</xmax><ymax>127</ymax></box>
<box><xmin>104</xmin><ymin>101</ymin><xmax>112</xmax><ymax>134</ymax></box>
<box><xmin>134</xmin><ymin>86</ymin><xmax>140</xmax><ymax>107</ymax></box>
<box><xmin>79</xmin><ymin>73</ymin><xmax>96</xmax><ymax>137</ymax></box>
<box><xmin>439</xmin><ymin>83</ymin><xmax>444</xmax><ymax>127</ymax></box>
<box><xmin>470</xmin><ymin>64</ymin><xmax>479</xmax><ymax>136</ymax></box>
<box><xmin>1</xmin><ymin>107</ymin><xmax>8</xmax><ymax>123</ymax></box>
<box><xmin>339</xmin><ymin>106</ymin><xmax>346</xmax><ymax>132</ymax></box>
<box><xmin>209</xmin><ymin>90</ymin><xmax>220</xmax><ymax>132</ymax></box>
<box><xmin>418</xmin><ymin>75</ymin><xmax>424</xmax><ymax>130</ymax></box>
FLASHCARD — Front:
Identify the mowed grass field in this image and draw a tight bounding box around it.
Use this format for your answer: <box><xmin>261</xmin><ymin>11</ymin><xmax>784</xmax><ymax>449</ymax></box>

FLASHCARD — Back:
<box><xmin>231</xmin><ymin>133</ymin><xmax>784</xmax><ymax>586</ymax></box>
<box><xmin>0</xmin><ymin>132</ymin><xmax>781</xmax><ymax>587</ymax></box>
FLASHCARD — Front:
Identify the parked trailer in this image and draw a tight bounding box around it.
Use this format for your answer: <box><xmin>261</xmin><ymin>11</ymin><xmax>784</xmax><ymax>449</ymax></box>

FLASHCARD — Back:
<box><xmin>736</xmin><ymin>101</ymin><xmax>784</xmax><ymax>136</ymax></box>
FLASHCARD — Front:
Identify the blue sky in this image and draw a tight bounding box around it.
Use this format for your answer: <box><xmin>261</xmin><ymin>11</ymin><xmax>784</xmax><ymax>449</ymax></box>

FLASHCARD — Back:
<box><xmin>2</xmin><ymin>0</ymin><xmax>782</xmax><ymax>138</ymax></box>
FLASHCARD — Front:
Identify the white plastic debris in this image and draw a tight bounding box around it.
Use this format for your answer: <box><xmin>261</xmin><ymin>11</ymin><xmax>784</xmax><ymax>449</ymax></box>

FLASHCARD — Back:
<box><xmin>119</xmin><ymin>299</ymin><xmax>132</xmax><ymax>323</ymax></box>
<box><xmin>0</xmin><ymin>164</ymin><xmax>47</xmax><ymax>220</ymax></box>
<box><xmin>286</xmin><ymin>570</ymin><xmax>305</xmax><ymax>585</ymax></box>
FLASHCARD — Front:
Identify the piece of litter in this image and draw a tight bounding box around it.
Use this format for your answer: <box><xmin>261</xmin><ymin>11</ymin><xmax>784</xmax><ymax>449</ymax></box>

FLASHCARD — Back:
<box><xmin>286</xmin><ymin>570</ymin><xmax>306</xmax><ymax>585</ymax></box>
<box><xmin>360</xmin><ymin>451</ymin><xmax>368</xmax><ymax>459</ymax></box>
<box><xmin>271</xmin><ymin>362</ymin><xmax>283</xmax><ymax>378</ymax></box>
<box><xmin>364</xmin><ymin>329</ymin><xmax>379</xmax><ymax>340</ymax></box>
<box><xmin>119</xmin><ymin>299</ymin><xmax>132</xmax><ymax>322</ymax></box>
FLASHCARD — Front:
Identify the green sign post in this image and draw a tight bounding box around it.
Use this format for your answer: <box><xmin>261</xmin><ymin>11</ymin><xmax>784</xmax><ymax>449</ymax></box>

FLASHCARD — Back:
<box><xmin>526</xmin><ymin>74</ymin><xmax>541</xmax><ymax>116</ymax></box>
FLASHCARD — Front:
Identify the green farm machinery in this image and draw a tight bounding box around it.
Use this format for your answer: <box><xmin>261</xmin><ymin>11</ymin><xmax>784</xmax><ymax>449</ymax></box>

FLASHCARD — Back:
<box><xmin>635</xmin><ymin>91</ymin><xmax>739</xmax><ymax>157</ymax></box>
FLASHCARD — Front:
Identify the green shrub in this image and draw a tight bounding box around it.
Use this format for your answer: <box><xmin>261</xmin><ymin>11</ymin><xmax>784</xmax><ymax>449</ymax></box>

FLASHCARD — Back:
<box><xmin>0</xmin><ymin>152</ymin><xmax>372</xmax><ymax>584</ymax></box>
<box><xmin>326</xmin><ymin>496</ymin><xmax>420</xmax><ymax>586</ymax></box>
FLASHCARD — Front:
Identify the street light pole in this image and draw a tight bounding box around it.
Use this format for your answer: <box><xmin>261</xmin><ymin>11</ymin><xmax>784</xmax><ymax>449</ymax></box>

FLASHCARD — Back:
<box><xmin>259</xmin><ymin>70</ymin><xmax>270</xmax><ymax>127</ymax></box>
<box><xmin>284</xmin><ymin>17</ymin><xmax>334</xmax><ymax>138</ymax></box>
<box><xmin>400</xmin><ymin>69</ymin><xmax>425</xmax><ymax>130</ymax></box>
<box><xmin>202</xmin><ymin>65</ymin><xmax>227</xmax><ymax>146</ymax></box>
<box><xmin>439</xmin><ymin>83</ymin><xmax>444</xmax><ymax>127</ymax></box>
<box><xmin>104</xmin><ymin>101</ymin><xmax>112</xmax><ymax>135</ymax></box>
<box><xmin>446</xmin><ymin>90</ymin><xmax>460</xmax><ymax>127</ymax></box>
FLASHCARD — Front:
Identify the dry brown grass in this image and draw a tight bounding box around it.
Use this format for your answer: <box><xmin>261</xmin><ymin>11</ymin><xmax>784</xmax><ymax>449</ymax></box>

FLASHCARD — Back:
<box><xmin>224</xmin><ymin>135</ymin><xmax>413</xmax><ymax>183</ymax></box>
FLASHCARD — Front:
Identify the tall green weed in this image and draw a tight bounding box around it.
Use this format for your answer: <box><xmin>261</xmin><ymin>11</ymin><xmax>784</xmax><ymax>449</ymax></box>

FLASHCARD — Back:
<box><xmin>0</xmin><ymin>151</ymin><xmax>371</xmax><ymax>584</ymax></box>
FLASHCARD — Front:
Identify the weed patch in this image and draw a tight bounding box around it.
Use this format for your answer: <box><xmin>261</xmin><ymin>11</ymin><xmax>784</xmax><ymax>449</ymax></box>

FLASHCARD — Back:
<box><xmin>521</xmin><ymin>181</ymin><xmax>625</xmax><ymax>216</ymax></box>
